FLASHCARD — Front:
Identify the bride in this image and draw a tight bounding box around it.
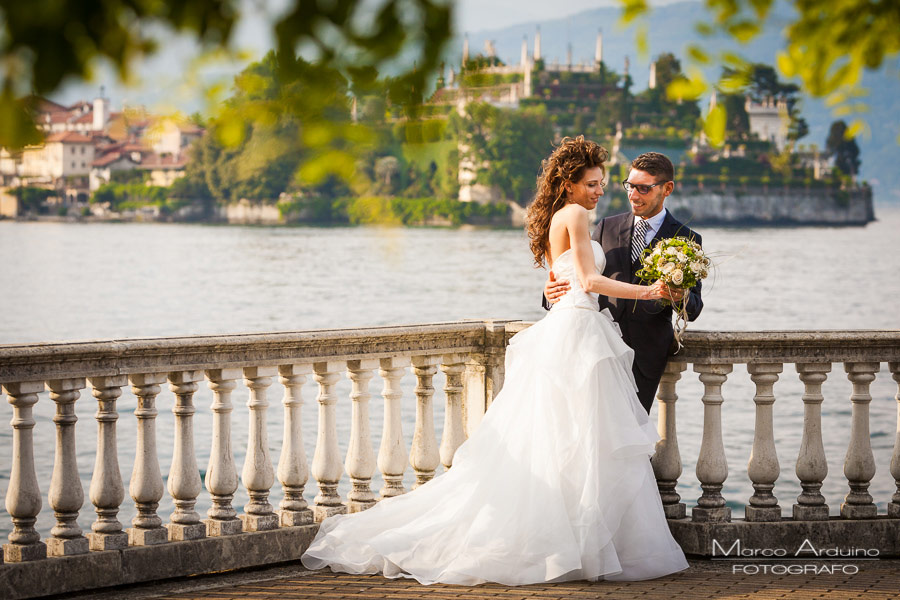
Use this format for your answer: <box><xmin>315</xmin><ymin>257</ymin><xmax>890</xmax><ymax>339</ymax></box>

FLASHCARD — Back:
<box><xmin>301</xmin><ymin>136</ymin><xmax>689</xmax><ymax>585</ymax></box>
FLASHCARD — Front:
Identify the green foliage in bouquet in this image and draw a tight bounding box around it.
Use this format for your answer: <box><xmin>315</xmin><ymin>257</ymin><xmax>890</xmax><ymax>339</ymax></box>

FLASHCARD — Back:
<box><xmin>635</xmin><ymin>236</ymin><xmax>709</xmax><ymax>298</ymax></box>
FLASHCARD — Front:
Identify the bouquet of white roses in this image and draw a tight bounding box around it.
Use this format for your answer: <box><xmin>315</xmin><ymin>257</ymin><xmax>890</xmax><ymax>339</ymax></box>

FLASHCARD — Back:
<box><xmin>635</xmin><ymin>236</ymin><xmax>710</xmax><ymax>349</ymax></box>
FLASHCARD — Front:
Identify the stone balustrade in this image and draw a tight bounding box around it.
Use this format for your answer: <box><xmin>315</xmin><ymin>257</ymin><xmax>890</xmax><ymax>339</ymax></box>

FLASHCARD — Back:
<box><xmin>1</xmin><ymin>325</ymin><xmax>899</xmax><ymax>598</ymax></box>
<box><xmin>642</xmin><ymin>330</ymin><xmax>900</xmax><ymax>555</ymax></box>
<box><xmin>0</xmin><ymin>321</ymin><xmax>509</xmax><ymax>599</ymax></box>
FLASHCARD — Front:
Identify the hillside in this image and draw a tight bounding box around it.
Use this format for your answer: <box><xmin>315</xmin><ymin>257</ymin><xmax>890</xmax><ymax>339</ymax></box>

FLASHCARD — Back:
<box><xmin>456</xmin><ymin>0</ymin><xmax>900</xmax><ymax>203</ymax></box>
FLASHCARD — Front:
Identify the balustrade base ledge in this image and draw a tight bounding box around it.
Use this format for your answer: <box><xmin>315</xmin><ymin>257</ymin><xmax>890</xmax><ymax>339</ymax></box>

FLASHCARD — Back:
<box><xmin>206</xmin><ymin>518</ymin><xmax>245</xmax><ymax>537</ymax></box>
<box><xmin>691</xmin><ymin>506</ymin><xmax>732</xmax><ymax>523</ymax></box>
<box><xmin>88</xmin><ymin>532</ymin><xmax>128</xmax><ymax>551</ymax></box>
<box><xmin>347</xmin><ymin>501</ymin><xmax>377</xmax><ymax>514</ymax></box>
<box><xmin>792</xmin><ymin>504</ymin><xmax>830</xmax><ymax>521</ymax></box>
<box><xmin>240</xmin><ymin>514</ymin><xmax>280</xmax><ymax>532</ymax></box>
<box><xmin>47</xmin><ymin>536</ymin><xmax>90</xmax><ymax>556</ymax></box>
<box><xmin>744</xmin><ymin>506</ymin><xmax>783</xmax><ymax>522</ymax></box>
<box><xmin>3</xmin><ymin>542</ymin><xmax>46</xmax><ymax>563</ymax></box>
<box><xmin>279</xmin><ymin>510</ymin><xmax>314</xmax><ymax>527</ymax></box>
<box><xmin>128</xmin><ymin>527</ymin><xmax>169</xmax><ymax>546</ymax></box>
<box><xmin>313</xmin><ymin>505</ymin><xmax>347</xmax><ymax>522</ymax></box>
<box><xmin>841</xmin><ymin>503</ymin><xmax>879</xmax><ymax>519</ymax></box>
<box><xmin>670</xmin><ymin>517</ymin><xmax>900</xmax><ymax>557</ymax></box>
<box><xmin>0</xmin><ymin>524</ymin><xmax>318</xmax><ymax>600</ymax></box>
<box><xmin>167</xmin><ymin>522</ymin><xmax>207</xmax><ymax>541</ymax></box>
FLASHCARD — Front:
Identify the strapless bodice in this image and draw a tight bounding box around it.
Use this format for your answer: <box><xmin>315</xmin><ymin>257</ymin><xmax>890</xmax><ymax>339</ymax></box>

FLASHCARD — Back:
<box><xmin>550</xmin><ymin>240</ymin><xmax>606</xmax><ymax>311</ymax></box>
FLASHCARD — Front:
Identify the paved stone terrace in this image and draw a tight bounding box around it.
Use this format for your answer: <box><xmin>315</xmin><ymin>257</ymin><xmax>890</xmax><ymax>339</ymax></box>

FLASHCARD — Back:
<box><xmin>54</xmin><ymin>559</ymin><xmax>900</xmax><ymax>600</ymax></box>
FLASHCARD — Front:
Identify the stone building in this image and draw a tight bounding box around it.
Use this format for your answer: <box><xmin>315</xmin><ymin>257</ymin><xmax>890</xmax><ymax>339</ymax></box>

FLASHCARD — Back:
<box><xmin>745</xmin><ymin>97</ymin><xmax>790</xmax><ymax>151</ymax></box>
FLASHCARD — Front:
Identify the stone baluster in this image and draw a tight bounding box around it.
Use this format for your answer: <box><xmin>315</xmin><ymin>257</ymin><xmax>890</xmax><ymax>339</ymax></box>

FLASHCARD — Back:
<box><xmin>889</xmin><ymin>363</ymin><xmax>900</xmax><ymax>517</ymax></box>
<box><xmin>378</xmin><ymin>357</ymin><xmax>410</xmax><ymax>498</ymax></box>
<box><xmin>312</xmin><ymin>361</ymin><xmax>346</xmax><ymax>520</ymax></box>
<box><xmin>793</xmin><ymin>363</ymin><xmax>831</xmax><ymax>520</ymax></box>
<box><xmin>2</xmin><ymin>381</ymin><xmax>47</xmax><ymax>562</ymax></box>
<box><xmin>482</xmin><ymin>320</ymin><xmax>508</xmax><ymax>411</ymax></box>
<box><xmin>745</xmin><ymin>363</ymin><xmax>783</xmax><ymax>521</ymax></box>
<box><xmin>87</xmin><ymin>375</ymin><xmax>129</xmax><ymax>550</ymax></box>
<box><xmin>841</xmin><ymin>362</ymin><xmax>880</xmax><ymax>518</ymax></box>
<box><xmin>45</xmin><ymin>379</ymin><xmax>89</xmax><ymax>556</ymax></box>
<box><xmin>411</xmin><ymin>355</ymin><xmax>441</xmax><ymax>487</ymax></box>
<box><xmin>651</xmin><ymin>362</ymin><xmax>686</xmax><ymax>519</ymax></box>
<box><xmin>127</xmin><ymin>374</ymin><xmax>168</xmax><ymax>545</ymax></box>
<box><xmin>440</xmin><ymin>355</ymin><xmax>467</xmax><ymax>470</ymax></box>
<box><xmin>167</xmin><ymin>371</ymin><xmax>206</xmax><ymax>540</ymax></box>
<box><xmin>241</xmin><ymin>367</ymin><xmax>279</xmax><ymax>531</ymax></box>
<box><xmin>692</xmin><ymin>364</ymin><xmax>733</xmax><ymax>522</ymax></box>
<box><xmin>204</xmin><ymin>369</ymin><xmax>243</xmax><ymax>536</ymax></box>
<box><xmin>345</xmin><ymin>359</ymin><xmax>379</xmax><ymax>512</ymax></box>
<box><xmin>463</xmin><ymin>356</ymin><xmax>487</xmax><ymax>436</ymax></box>
<box><xmin>277</xmin><ymin>365</ymin><xmax>314</xmax><ymax>526</ymax></box>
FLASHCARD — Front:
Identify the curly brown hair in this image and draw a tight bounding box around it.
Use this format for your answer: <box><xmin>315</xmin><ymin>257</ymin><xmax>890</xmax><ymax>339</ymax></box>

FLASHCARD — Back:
<box><xmin>525</xmin><ymin>136</ymin><xmax>609</xmax><ymax>267</ymax></box>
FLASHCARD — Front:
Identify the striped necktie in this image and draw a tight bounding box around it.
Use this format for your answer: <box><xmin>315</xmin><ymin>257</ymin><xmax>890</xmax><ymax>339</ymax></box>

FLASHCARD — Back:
<box><xmin>631</xmin><ymin>219</ymin><xmax>650</xmax><ymax>264</ymax></box>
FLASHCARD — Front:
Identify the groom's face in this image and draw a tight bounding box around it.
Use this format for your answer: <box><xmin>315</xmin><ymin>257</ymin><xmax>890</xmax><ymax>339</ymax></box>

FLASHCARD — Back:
<box><xmin>625</xmin><ymin>168</ymin><xmax>670</xmax><ymax>219</ymax></box>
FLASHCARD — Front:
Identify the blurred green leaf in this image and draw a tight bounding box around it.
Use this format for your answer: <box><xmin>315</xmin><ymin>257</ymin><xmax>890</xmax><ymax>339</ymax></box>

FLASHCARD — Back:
<box><xmin>687</xmin><ymin>44</ymin><xmax>711</xmax><ymax>65</ymax></box>
<box><xmin>704</xmin><ymin>104</ymin><xmax>727</xmax><ymax>147</ymax></box>
<box><xmin>666</xmin><ymin>69</ymin><xmax>709</xmax><ymax>101</ymax></box>
<box><xmin>726</xmin><ymin>20</ymin><xmax>761</xmax><ymax>43</ymax></box>
<box><xmin>615</xmin><ymin>0</ymin><xmax>900</xmax><ymax>139</ymax></box>
<box><xmin>619</xmin><ymin>0</ymin><xmax>650</xmax><ymax>24</ymax></box>
<box><xmin>636</xmin><ymin>25</ymin><xmax>649</xmax><ymax>60</ymax></box>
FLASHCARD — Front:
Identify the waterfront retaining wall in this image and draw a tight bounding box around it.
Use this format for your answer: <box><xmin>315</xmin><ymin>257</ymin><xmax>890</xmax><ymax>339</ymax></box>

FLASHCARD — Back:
<box><xmin>667</xmin><ymin>186</ymin><xmax>874</xmax><ymax>226</ymax></box>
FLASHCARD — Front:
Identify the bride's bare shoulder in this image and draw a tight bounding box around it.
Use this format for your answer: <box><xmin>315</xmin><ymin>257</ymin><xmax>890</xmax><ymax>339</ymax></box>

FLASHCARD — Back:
<box><xmin>551</xmin><ymin>203</ymin><xmax>587</xmax><ymax>224</ymax></box>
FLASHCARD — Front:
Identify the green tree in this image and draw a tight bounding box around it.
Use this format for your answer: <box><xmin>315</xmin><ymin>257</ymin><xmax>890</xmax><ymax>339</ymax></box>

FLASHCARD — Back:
<box><xmin>0</xmin><ymin>0</ymin><xmax>452</xmax><ymax>150</ymax></box>
<box><xmin>374</xmin><ymin>156</ymin><xmax>401</xmax><ymax>195</ymax></box>
<box><xmin>826</xmin><ymin>120</ymin><xmax>861</xmax><ymax>177</ymax></box>
<box><xmin>720</xmin><ymin>93</ymin><xmax>749</xmax><ymax>139</ymax></box>
<box><xmin>654</xmin><ymin>53</ymin><xmax>684</xmax><ymax>95</ymax></box>
<box><xmin>452</xmin><ymin>103</ymin><xmax>554</xmax><ymax>205</ymax></box>
<box><xmin>627</xmin><ymin>0</ymin><xmax>900</xmax><ymax>144</ymax></box>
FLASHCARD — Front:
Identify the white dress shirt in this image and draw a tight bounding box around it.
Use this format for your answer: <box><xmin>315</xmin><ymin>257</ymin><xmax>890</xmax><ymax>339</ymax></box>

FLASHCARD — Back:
<box><xmin>634</xmin><ymin>208</ymin><xmax>668</xmax><ymax>246</ymax></box>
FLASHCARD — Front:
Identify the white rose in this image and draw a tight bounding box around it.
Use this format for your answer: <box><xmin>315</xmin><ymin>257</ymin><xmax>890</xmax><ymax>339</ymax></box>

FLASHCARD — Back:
<box><xmin>662</xmin><ymin>262</ymin><xmax>675</xmax><ymax>274</ymax></box>
<box><xmin>690</xmin><ymin>261</ymin><xmax>702</xmax><ymax>274</ymax></box>
<box><xmin>677</xmin><ymin>251</ymin><xmax>687</xmax><ymax>262</ymax></box>
<box><xmin>666</xmin><ymin>247</ymin><xmax>677</xmax><ymax>255</ymax></box>
<box><xmin>671</xmin><ymin>269</ymin><xmax>684</xmax><ymax>285</ymax></box>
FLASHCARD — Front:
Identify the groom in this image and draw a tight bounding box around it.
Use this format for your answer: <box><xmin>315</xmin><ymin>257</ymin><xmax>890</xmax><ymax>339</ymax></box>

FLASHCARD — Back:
<box><xmin>543</xmin><ymin>151</ymin><xmax>703</xmax><ymax>413</ymax></box>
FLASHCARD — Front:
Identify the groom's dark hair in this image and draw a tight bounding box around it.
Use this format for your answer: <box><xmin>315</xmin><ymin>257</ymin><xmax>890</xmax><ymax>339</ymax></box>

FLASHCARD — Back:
<box><xmin>631</xmin><ymin>152</ymin><xmax>674</xmax><ymax>182</ymax></box>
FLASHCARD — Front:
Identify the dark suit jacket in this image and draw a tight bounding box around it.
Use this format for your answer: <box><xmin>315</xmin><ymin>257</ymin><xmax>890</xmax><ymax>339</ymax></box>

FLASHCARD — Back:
<box><xmin>591</xmin><ymin>210</ymin><xmax>703</xmax><ymax>385</ymax></box>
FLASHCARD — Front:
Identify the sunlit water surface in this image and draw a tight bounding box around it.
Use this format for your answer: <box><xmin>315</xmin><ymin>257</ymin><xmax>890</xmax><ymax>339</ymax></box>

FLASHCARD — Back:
<box><xmin>1</xmin><ymin>205</ymin><xmax>898</xmax><ymax>538</ymax></box>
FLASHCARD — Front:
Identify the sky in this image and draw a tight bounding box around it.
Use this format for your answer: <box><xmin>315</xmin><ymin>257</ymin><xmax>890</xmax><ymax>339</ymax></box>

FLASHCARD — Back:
<box><xmin>56</xmin><ymin>0</ymin><xmax>688</xmax><ymax>111</ymax></box>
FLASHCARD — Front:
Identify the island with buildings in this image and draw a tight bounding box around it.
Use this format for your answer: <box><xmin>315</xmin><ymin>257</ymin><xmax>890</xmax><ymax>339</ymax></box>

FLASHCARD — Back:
<box><xmin>0</xmin><ymin>31</ymin><xmax>874</xmax><ymax>227</ymax></box>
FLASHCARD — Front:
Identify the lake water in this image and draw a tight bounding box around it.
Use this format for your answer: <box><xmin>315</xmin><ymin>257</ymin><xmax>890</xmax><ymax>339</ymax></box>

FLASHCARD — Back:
<box><xmin>1</xmin><ymin>205</ymin><xmax>899</xmax><ymax>539</ymax></box>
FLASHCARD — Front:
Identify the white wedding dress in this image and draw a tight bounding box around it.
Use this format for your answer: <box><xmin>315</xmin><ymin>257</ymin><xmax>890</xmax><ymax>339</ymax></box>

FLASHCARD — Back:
<box><xmin>301</xmin><ymin>240</ymin><xmax>688</xmax><ymax>585</ymax></box>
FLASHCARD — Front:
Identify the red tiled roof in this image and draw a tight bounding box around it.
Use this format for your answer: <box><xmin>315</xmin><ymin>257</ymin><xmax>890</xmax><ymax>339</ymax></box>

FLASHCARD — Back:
<box><xmin>122</xmin><ymin>143</ymin><xmax>150</xmax><ymax>153</ymax></box>
<box><xmin>92</xmin><ymin>152</ymin><xmax>139</xmax><ymax>168</ymax></box>
<box><xmin>32</xmin><ymin>97</ymin><xmax>68</xmax><ymax>113</ymax></box>
<box><xmin>45</xmin><ymin>131</ymin><xmax>93</xmax><ymax>143</ymax></box>
<box><xmin>73</xmin><ymin>112</ymin><xmax>94</xmax><ymax>124</ymax></box>
<box><xmin>140</xmin><ymin>153</ymin><xmax>188</xmax><ymax>169</ymax></box>
<box><xmin>43</xmin><ymin>111</ymin><xmax>72</xmax><ymax>124</ymax></box>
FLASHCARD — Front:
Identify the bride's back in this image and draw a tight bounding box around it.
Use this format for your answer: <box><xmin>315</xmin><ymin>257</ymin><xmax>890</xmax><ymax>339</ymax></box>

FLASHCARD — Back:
<box><xmin>547</xmin><ymin>203</ymin><xmax>589</xmax><ymax>266</ymax></box>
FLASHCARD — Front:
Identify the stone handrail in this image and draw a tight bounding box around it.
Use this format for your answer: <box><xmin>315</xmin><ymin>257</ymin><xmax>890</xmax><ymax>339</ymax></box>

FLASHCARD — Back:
<box><xmin>1</xmin><ymin>326</ymin><xmax>899</xmax><ymax>598</ymax></box>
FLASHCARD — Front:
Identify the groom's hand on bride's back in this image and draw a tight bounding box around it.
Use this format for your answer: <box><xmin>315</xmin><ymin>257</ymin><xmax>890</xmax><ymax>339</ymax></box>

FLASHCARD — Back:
<box><xmin>544</xmin><ymin>271</ymin><xmax>570</xmax><ymax>305</ymax></box>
